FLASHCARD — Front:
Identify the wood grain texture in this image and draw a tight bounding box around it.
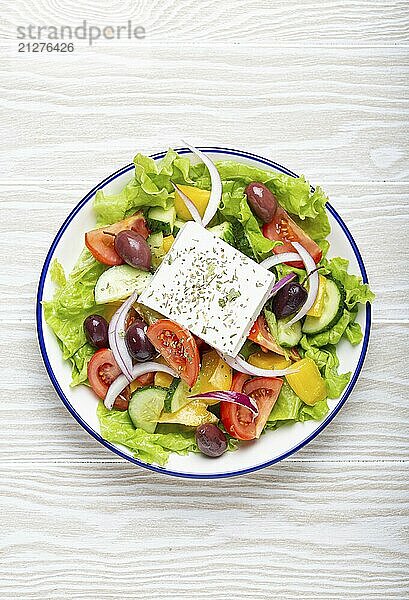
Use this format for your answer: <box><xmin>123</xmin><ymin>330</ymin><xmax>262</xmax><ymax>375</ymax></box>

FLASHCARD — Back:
<box><xmin>2</xmin><ymin>0</ymin><xmax>409</xmax><ymax>44</ymax></box>
<box><xmin>1</xmin><ymin>462</ymin><xmax>408</xmax><ymax>599</ymax></box>
<box><xmin>1</xmin><ymin>46</ymin><xmax>408</xmax><ymax>183</ymax></box>
<box><xmin>1</xmin><ymin>1</ymin><xmax>408</xmax><ymax>598</ymax></box>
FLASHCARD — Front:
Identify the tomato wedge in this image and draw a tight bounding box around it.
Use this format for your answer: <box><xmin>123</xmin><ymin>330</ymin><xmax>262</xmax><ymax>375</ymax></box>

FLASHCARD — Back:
<box><xmin>231</xmin><ymin>372</ymin><xmax>251</xmax><ymax>394</ymax></box>
<box><xmin>220</xmin><ymin>373</ymin><xmax>253</xmax><ymax>440</ymax></box>
<box><xmin>248</xmin><ymin>315</ymin><xmax>286</xmax><ymax>355</ymax></box>
<box><xmin>263</xmin><ymin>206</ymin><xmax>322</xmax><ymax>268</ymax></box>
<box><xmin>87</xmin><ymin>348</ymin><xmax>129</xmax><ymax>410</ymax></box>
<box><xmin>146</xmin><ymin>320</ymin><xmax>200</xmax><ymax>388</ymax></box>
<box><xmin>85</xmin><ymin>212</ymin><xmax>149</xmax><ymax>266</ymax></box>
<box><xmin>220</xmin><ymin>374</ymin><xmax>283</xmax><ymax>440</ymax></box>
<box><xmin>243</xmin><ymin>377</ymin><xmax>283</xmax><ymax>438</ymax></box>
<box><xmin>248</xmin><ymin>315</ymin><xmax>300</xmax><ymax>361</ymax></box>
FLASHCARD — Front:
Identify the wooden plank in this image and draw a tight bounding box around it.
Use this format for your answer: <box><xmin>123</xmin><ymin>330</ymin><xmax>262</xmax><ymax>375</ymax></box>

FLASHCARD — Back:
<box><xmin>2</xmin><ymin>0</ymin><xmax>409</xmax><ymax>44</ymax></box>
<box><xmin>1</xmin><ymin>461</ymin><xmax>408</xmax><ymax>599</ymax></box>
<box><xmin>0</xmin><ymin>321</ymin><xmax>407</xmax><ymax>463</ymax></box>
<box><xmin>0</xmin><ymin>183</ymin><xmax>406</xmax><ymax>321</ymax></box>
<box><xmin>1</xmin><ymin>46</ymin><xmax>408</xmax><ymax>183</ymax></box>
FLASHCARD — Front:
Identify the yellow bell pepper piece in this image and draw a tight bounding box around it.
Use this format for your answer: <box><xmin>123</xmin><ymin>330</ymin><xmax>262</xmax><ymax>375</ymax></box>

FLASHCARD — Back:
<box><xmin>286</xmin><ymin>358</ymin><xmax>327</xmax><ymax>405</ymax></box>
<box><xmin>130</xmin><ymin>379</ymin><xmax>142</xmax><ymax>393</ymax></box>
<box><xmin>154</xmin><ymin>371</ymin><xmax>173</xmax><ymax>388</ymax></box>
<box><xmin>307</xmin><ymin>275</ymin><xmax>327</xmax><ymax>317</ymax></box>
<box><xmin>158</xmin><ymin>400</ymin><xmax>217</xmax><ymax>426</ymax></box>
<box><xmin>162</xmin><ymin>235</ymin><xmax>175</xmax><ymax>253</ymax></box>
<box><xmin>248</xmin><ymin>351</ymin><xmax>292</xmax><ymax>370</ymax></box>
<box><xmin>190</xmin><ymin>350</ymin><xmax>232</xmax><ymax>401</ymax></box>
<box><xmin>174</xmin><ymin>184</ymin><xmax>210</xmax><ymax>221</ymax></box>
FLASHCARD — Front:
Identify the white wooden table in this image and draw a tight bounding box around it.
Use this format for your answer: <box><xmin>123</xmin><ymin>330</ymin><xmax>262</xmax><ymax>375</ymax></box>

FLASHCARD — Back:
<box><xmin>1</xmin><ymin>2</ymin><xmax>408</xmax><ymax>598</ymax></box>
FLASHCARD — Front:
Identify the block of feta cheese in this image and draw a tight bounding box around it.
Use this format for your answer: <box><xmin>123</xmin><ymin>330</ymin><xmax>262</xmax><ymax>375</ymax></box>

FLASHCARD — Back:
<box><xmin>138</xmin><ymin>221</ymin><xmax>275</xmax><ymax>357</ymax></box>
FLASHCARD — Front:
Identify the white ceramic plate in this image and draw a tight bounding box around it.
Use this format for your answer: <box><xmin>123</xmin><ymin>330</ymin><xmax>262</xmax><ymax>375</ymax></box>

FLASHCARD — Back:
<box><xmin>37</xmin><ymin>147</ymin><xmax>371</xmax><ymax>479</ymax></box>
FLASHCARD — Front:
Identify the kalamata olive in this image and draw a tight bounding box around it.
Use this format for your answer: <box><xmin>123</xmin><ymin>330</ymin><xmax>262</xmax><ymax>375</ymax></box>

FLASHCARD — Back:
<box><xmin>114</xmin><ymin>230</ymin><xmax>151</xmax><ymax>270</ymax></box>
<box><xmin>272</xmin><ymin>282</ymin><xmax>308</xmax><ymax>318</ymax></box>
<box><xmin>125</xmin><ymin>319</ymin><xmax>156</xmax><ymax>362</ymax></box>
<box><xmin>195</xmin><ymin>423</ymin><xmax>228</xmax><ymax>458</ymax></box>
<box><xmin>245</xmin><ymin>182</ymin><xmax>278</xmax><ymax>223</ymax></box>
<box><xmin>83</xmin><ymin>314</ymin><xmax>109</xmax><ymax>348</ymax></box>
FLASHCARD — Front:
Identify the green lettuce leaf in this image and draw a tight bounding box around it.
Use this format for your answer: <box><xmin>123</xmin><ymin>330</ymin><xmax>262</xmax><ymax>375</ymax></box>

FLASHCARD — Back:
<box><xmin>275</xmin><ymin>262</ymin><xmax>306</xmax><ymax>281</ymax></box>
<box><xmin>154</xmin><ymin>148</ymin><xmax>195</xmax><ymax>187</ymax></box>
<box><xmin>299</xmin><ymin>399</ymin><xmax>329</xmax><ymax>422</ymax></box>
<box><xmin>322</xmin><ymin>257</ymin><xmax>375</xmax><ymax>309</ymax></box>
<box><xmin>317</xmin><ymin>238</ymin><xmax>330</xmax><ymax>259</ymax></box>
<box><xmin>216</xmin><ymin>160</ymin><xmax>330</xmax><ymax>236</ymax></box>
<box><xmin>214</xmin><ymin>161</ymin><xmax>323</xmax><ymax>215</ymax></box>
<box><xmin>300</xmin><ymin>336</ymin><xmax>351</xmax><ymax>398</ymax></box>
<box><xmin>307</xmin><ymin>309</ymin><xmax>363</xmax><ymax>348</ymax></box>
<box><xmin>93</xmin><ymin>149</ymin><xmax>194</xmax><ymax>226</ymax></box>
<box><xmin>266</xmin><ymin>381</ymin><xmax>329</xmax><ymax>430</ymax></box>
<box><xmin>345</xmin><ymin>321</ymin><xmax>363</xmax><ymax>345</ymax></box>
<box><xmin>214</xmin><ymin>160</ymin><xmax>331</xmax><ymax>259</ymax></box>
<box><xmin>219</xmin><ymin>180</ymin><xmax>275</xmax><ymax>260</ymax></box>
<box><xmin>97</xmin><ymin>402</ymin><xmax>198</xmax><ymax>466</ymax></box>
<box><xmin>293</xmin><ymin>211</ymin><xmax>331</xmax><ymax>243</ymax></box>
<box><xmin>307</xmin><ymin>309</ymin><xmax>354</xmax><ymax>347</ymax></box>
<box><xmin>268</xmin><ymin>382</ymin><xmax>302</xmax><ymax>422</ymax></box>
<box><xmin>43</xmin><ymin>254</ymin><xmax>107</xmax><ymax>383</ymax></box>
<box><xmin>70</xmin><ymin>343</ymin><xmax>95</xmax><ymax>387</ymax></box>
<box><xmin>50</xmin><ymin>259</ymin><xmax>66</xmax><ymax>287</ymax></box>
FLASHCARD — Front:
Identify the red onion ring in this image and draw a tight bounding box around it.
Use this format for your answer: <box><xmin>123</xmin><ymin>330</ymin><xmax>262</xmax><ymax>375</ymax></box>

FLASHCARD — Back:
<box><xmin>216</xmin><ymin>351</ymin><xmax>300</xmax><ymax>378</ymax></box>
<box><xmin>108</xmin><ymin>290</ymin><xmax>139</xmax><ymax>382</ymax></box>
<box><xmin>189</xmin><ymin>390</ymin><xmax>258</xmax><ymax>416</ymax></box>
<box><xmin>260</xmin><ymin>252</ymin><xmax>302</xmax><ymax>269</ymax></box>
<box><xmin>171</xmin><ymin>181</ymin><xmax>203</xmax><ymax>225</ymax></box>
<box><xmin>181</xmin><ymin>140</ymin><xmax>222</xmax><ymax>227</ymax></box>
<box><xmin>285</xmin><ymin>242</ymin><xmax>319</xmax><ymax>326</ymax></box>
<box><xmin>269</xmin><ymin>272</ymin><xmax>297</xmax><ymax>298</ymax></box>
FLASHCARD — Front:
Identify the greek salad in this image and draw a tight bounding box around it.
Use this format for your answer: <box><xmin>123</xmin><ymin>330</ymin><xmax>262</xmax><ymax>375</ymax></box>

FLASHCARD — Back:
<box><xmin>44</xmin><ymin>143</ymin><xmax>374</xmax><ymax>466</ymax></box>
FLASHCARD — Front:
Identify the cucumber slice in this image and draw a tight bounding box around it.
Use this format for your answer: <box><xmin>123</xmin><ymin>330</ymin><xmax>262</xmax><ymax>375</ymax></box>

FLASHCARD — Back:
<box><xmin>147</xmin><ymin>206</ymin><xmax>176</xmax><ymax>236</ymax></box>
<box><xmin>276</xmin><ymin>318</ymin><xmax>302</xmax><ymax>347</ymax></box>
<box><xmin>165</xmin><ymin>378</ymin><xmax>190</xmax><ymax>413</ymax></box>
<box><xmin>302</xmin><ymin>279</ymin><xmax>343</xmax><ymax>335</ymax></box>
<box><xmin>94</xmin><ymin>264</ymin><xmax>152</xmax><ymax>304</ymax></box>
<box><xmin>147</xmin><ymin>232</ymin><xmax>165</xmax><ymax>269</ymax></box>
<box><xmin>173</xmin><ymin>219</ymin><xmax>187</xmax><ymax>236</ymax></box>
<box><xmin>208</xmin><ymin>222</ymin><xmax>235</xmax><ymax>245</ymax></box>
<box><xmin>128</xmin><ymin>386</ymin><xmax>168</xmax><ymax>433</ymax></box>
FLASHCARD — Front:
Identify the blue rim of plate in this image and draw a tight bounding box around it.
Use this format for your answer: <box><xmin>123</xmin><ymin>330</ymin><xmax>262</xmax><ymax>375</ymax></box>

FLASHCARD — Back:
<box><xmin>36</xmin><ymin>147</ymin><xmax>371</xmax><ymax>479</ymax></box>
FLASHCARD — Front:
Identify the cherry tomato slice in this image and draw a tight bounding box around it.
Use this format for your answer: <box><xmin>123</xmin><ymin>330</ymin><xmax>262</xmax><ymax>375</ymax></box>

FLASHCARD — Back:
<box><xmin>85</xmin><ymin>212</ymin><xmax>149</xmax><ymax>266</ymax></box>
<box><xmin>87</xmin><ymin>348</ymin><xmax>129</xmax><ymax>410</ymax></box>
<box><xmin>87</xmin><ymin>348</ymin><xmax>121</xmax><ymax>398</ymax></box>
<box><xmin>262</xmin><ymin>206</ymin><xmax>322</xmax><ymax>268</ymax></box>
<box><xmin>146</xmin><ymin>320</ymin><xmax>200</xmax><ymax>388</ymax></box>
